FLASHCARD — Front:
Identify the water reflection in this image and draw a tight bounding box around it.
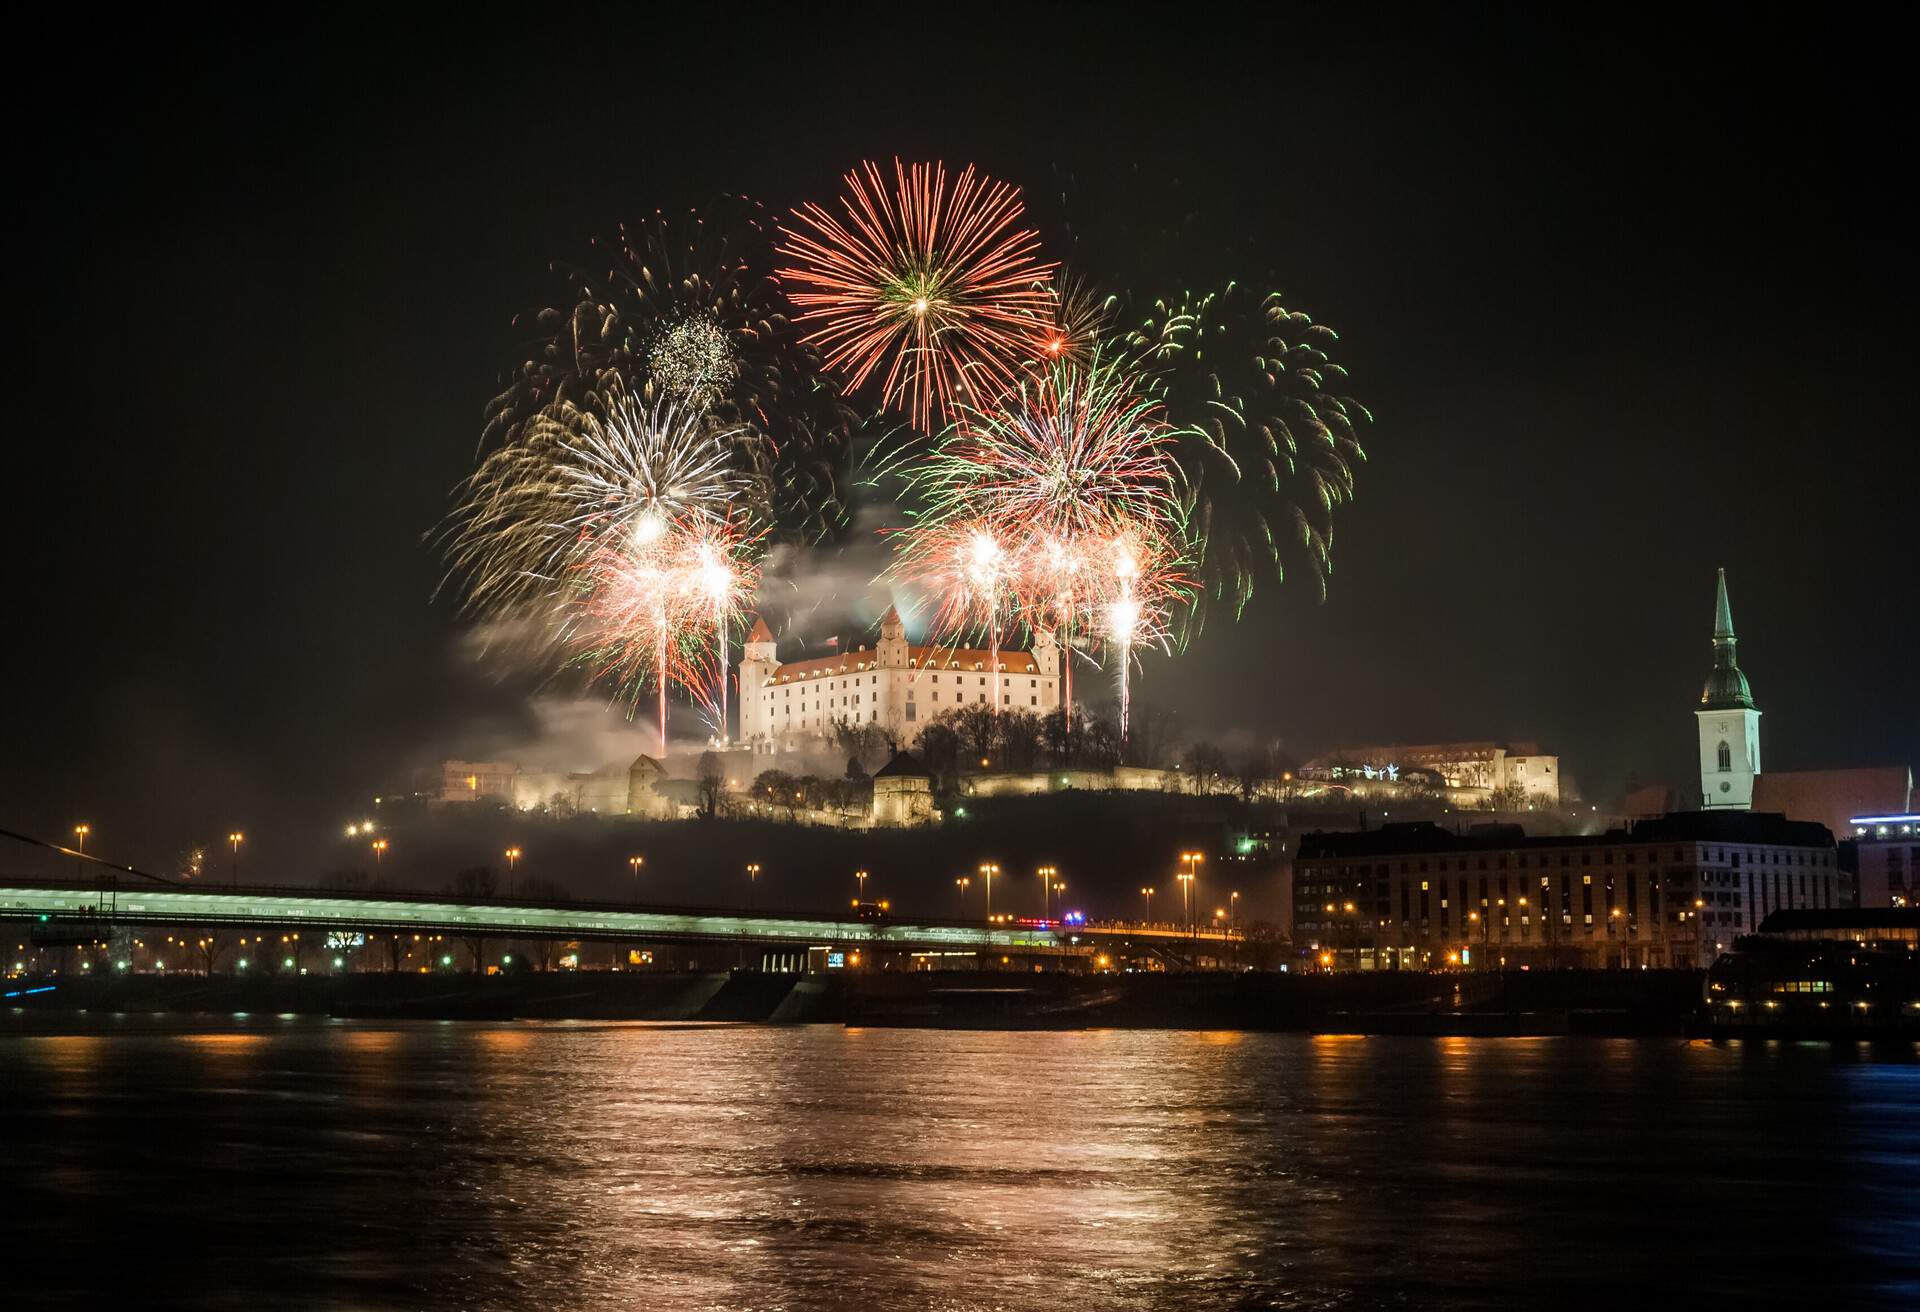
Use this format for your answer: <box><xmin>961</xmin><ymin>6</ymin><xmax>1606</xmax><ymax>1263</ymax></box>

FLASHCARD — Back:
<box><xmin>3</xmin><ymin>1019</ymin><xmax>1918</xmax><ymax>1309</ymax></box>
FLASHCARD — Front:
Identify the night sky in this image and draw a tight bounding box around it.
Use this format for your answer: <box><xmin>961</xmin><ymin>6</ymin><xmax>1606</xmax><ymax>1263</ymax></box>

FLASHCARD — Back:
<box><xmin>8</xmin><ymin>7</ymin><xmax>1915</xmax><ymax>876</ymax></box>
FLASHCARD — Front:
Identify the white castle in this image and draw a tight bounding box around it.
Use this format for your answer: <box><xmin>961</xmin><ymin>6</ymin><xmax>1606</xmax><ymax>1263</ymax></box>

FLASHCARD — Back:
<box><xmin>738</xmin><ymin>605</ymin><xmax>1063</xmax><ymax>756</ymax></box>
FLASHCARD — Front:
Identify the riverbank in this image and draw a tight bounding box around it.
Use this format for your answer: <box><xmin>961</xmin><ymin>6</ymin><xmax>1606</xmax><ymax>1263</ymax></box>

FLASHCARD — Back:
<box><xmin>3</xmin><ymin>968</ymin><xmax>1718</xmax><ymax>1033</ymax></box>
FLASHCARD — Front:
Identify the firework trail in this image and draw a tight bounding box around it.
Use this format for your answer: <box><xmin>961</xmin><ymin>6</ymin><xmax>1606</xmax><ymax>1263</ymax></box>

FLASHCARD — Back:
<box><xmin>571</xmin><ymin>510</ymin><xmax>764</xmax><ymax>754</ymax></box>
<box><xmin>777</xmin><ymin>159</ymin><xmax>1058</xmax><ymax>432</ymax></box>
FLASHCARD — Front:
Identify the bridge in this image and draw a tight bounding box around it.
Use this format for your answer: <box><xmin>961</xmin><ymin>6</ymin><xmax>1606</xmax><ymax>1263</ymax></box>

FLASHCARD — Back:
<box><xmin>1</xmin><ymin>878</ymin><xmax>1236</xmax><ymax>971</ymax></box>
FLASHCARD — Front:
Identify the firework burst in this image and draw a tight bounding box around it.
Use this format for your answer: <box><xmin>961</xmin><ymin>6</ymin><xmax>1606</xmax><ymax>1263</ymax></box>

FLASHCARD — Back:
<box><xmin>1030</xmin><ymin>271</ymin><xmax>1117</xmax><ymax>369</ymax></box>
<box><xmin>443</xmin><ymin>390</ymin><xmax>769</xmax><ymax>747</ymax></box>
<box><xmin>485</xmin><ymin>195</ymin><xmax>860</xmax><ymax>543</ymax></box>
<box><xmin>1127</xmin><ymin>282</ymin><xmax>1371</xmax><ymax>623</ymax></box>
<box><xmin>889</xmin><ymin>352</ymin><xmax>1195</xmax><ymax>736</ymax></box>
<box><xmin>777</xmin><ymin>159</ymin><xmax>1058</xmax><ymax>431</ymax></box>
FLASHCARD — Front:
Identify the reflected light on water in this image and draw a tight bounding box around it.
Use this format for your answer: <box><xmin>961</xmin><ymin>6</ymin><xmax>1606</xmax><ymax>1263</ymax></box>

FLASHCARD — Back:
<box><xmin>3</xmin><ymin>1018</ymin><xmax>1917</xmax><ymax>1309</ymax></box>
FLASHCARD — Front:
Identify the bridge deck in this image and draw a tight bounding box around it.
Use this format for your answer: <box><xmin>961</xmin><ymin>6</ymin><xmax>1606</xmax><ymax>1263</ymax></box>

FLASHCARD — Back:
<box><xmin>0</xmin><ymin>882</ymin><xmax>1081</xmax><ymax>953</ymax></box>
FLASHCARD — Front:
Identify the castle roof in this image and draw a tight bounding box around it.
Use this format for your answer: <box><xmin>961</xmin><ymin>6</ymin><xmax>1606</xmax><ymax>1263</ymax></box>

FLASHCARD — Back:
<box><xmin>746</xmin><ymin>616</ymin><xmax>773</xmax><ymax>643</ymax></box>
<box><xmin>873</xmin><ymin>750</ymin><xmax>930</xmax><ymax>780</ymax></box>
<box><xmin>766</xmin><ymin>645</ymin><xmax>1041</xmax><ymax>681</ymax></box>
<box><xmin>1700</xmin><ymin>567</ymin><xmax>1756</xmax><ymax>711</ymax></box>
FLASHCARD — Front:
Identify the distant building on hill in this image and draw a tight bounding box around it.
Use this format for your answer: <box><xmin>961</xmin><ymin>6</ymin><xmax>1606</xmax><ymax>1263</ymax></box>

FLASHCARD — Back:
<box><xmin>870</xmin><ymin>751</ymin><xmax>936</xmax><ymax>827</ymax></box>
<box><xmin>1303</xmin><ymin>741</ymin><xmax>1561</xmax><ymax>805</ymax></box>
<box><xmin>431</xmin><ymin>755</ymin><xmax>675</xmax><ymax>817</ymax></box>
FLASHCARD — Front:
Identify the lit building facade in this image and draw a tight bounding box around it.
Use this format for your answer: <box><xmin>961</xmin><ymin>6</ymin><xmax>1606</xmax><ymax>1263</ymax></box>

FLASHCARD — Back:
<box><xmin>1847</xmin><ymin>814</ymin><xmax>1920</xmax><ymax>908</ymax></box>
<box><xmin>738</xmin><ymin>606</ymin><xmax>1062</xmax><ymax>756</ymax></box>
<box><xmin>1302</xmin><ymin>741</ymin><xmax>1561</xmax><ymax>805</ymax></box>
<box><xmin>1294</xmin><ymin>811</ymin><xmax>1839</xmax><ymax>971</ymax></box>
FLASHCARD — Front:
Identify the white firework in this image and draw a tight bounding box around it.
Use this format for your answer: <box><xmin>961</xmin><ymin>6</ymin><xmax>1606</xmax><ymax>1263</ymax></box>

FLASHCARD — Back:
<box><xmin>647</xmin><ymin>313</ymin><xmax>740</xmax><ymax>409</ymax></box>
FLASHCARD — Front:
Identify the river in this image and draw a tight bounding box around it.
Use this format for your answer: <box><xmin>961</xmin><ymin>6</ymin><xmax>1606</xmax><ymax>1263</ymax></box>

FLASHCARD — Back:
<box><xmin>4</xmin><ymin>1016</ymin><xmax>1917</xmax><ymax>1308</ymax></box>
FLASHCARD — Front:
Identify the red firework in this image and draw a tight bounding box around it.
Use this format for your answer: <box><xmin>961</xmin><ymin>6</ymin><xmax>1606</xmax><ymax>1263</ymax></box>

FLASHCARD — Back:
<box><xmin>777</xmin><ymin>159</ymin><xmax>1057</xmax><ymax>431</ymax></box>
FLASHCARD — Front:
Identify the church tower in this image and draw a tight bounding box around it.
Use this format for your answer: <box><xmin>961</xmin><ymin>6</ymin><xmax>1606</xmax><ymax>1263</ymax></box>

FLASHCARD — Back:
<box><xmin>1695</xmin><ymin>568</ymin><xmax>1761</xmax><ymax>810</ymax></box>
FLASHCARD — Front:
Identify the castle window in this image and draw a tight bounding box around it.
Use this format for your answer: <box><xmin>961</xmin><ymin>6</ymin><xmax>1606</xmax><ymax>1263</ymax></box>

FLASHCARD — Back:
<box><xmin>1716</xmin><ymin>741</ymin><xmax>1731</xmax><ymax>772</ymax></box>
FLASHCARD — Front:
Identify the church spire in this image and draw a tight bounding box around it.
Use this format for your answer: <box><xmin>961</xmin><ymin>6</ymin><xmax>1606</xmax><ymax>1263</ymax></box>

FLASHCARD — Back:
<box><xmin>1700</xmin><ymin>567</ymin><xmax>1754</xmax><ymax>710</ymax></box>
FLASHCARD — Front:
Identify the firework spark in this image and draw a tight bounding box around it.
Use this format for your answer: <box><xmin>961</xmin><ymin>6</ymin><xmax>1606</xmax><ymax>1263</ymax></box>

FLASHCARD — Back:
<box><xmin>648</xmin><ymin>312</ymin><xmax>740</xmax><ymax>409</ymax></box>
<box><xmin>778</xmin><ymin>159</ymin><xmax>1058</xmax><ymax>431</ymax></box>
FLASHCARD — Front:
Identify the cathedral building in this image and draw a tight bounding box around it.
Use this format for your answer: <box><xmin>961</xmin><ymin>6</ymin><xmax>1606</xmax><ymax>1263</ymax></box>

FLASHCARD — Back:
<box><xmin>737</xmin><ymin>605</ymin><xmax>1062</xmax><ymax>756</ymax></box>
<box><xmin>1697</xmin><ymin>568</ymin><xmax>1762</xmax><ymax>810</ymax></box>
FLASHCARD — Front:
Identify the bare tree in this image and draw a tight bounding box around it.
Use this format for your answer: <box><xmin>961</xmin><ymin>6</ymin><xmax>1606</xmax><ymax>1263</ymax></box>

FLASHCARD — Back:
<box><xmin>1183</xmin><ymin>741</ymin><xmax>1228</xmax><ymax>792</ymax></box>
<box><xmin>752</xmin><ymin>769</ymin><xmax>802</xmax><ymax>820</ymax></box>
<box><xmin>696</xmin><ymin>750</ymin><xmax>726</xmax><ymax>819</ymax></box>
<box><xmin>993</xmin><ymin>710</ymin><xmax>1045</xmax><ymax>772</ymax></box>
<box><xmin>947</xmin><ymin>704</ymin><xmax>998</xmax><ymax>765</ymax></box>
<box><xmin>1082</xmin><ymin>717</ymin><xmax>1122</xmax><ymax>768</ymax></box>
<box><xmin>915</xmin><ymin>723</ymin><xmax>960</xmax><ymax>780</ymax></box>
<box><xmin>1235</xmin><ymin>751</ymin><xmax>1270</xmax><ymax>802</ymax></box>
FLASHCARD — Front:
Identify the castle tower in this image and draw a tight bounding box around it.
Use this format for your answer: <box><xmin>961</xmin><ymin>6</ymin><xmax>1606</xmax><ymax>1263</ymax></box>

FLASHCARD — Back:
<box><xmin>740</xmin><ymin>616</ymin><xmax>777</xmax><ymax>746</ymax></box>
<box><xmin>1031</xmin><ymin>626</ymin><xmax>1060</xmax><ymax>679</ymax></box>
<box><xmin>1696</xmin><ymin>568</ymin><xmax>1761</xmax><ymax>810</ymax></box>
<box><xmin>875</xmin><ymin>603</ymin><xmax>909</xmax><ymax>668</ymax></box>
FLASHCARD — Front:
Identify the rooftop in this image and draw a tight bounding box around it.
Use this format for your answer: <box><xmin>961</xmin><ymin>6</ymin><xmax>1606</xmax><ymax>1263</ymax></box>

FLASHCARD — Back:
<box><xmin>1297</xmin><ymin>810</ymin><xmax>1835</xmax><ymax>861</ymax></box>
<box><xmin>1754</xmin><ymin>908</ymin><xmax>1920</xmax><ymax>935</ymax></box>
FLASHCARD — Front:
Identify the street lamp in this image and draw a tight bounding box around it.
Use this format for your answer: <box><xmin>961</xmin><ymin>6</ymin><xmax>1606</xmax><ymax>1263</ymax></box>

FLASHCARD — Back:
<box><xmin>370</xmin><ymin>838</ymin><xmax>388</xmax><ymax>875</ymax></box>
<box><xmin>227</xmin><ymin>831</ymin><xmax>244</xmax><ymax>886</ymax></box>
<box><xmin>504</xmin><ymin>847</ymin><xmax>522</xmax><ymax>896</ymax></box>
<box><xmin>1140</xmin><ymin>886</ymin><xmax>1155</xmax><ymax>923</ymax></box>
<box><xmin>954</xmin><ymin>875</ymin><xmax>970</xmax><ymax>915</ymax></box>
<box><xmin>855</xmin><ymin>868</ymin><xmax>868</xmax><ymax>902</ymax></box>
<box><xmin>747</xmin><ymin>862</ymin><xmax>762</xmax><ymax>909</ymax></box>
<box><xmin>629</xmin><ymin>855</ymin><xmax>644</xmax><ymax>896</ymax></box>
<box><xmin>73</xmin><ymin>824</ymin><xmax>90</xmax><ymax>881</ymax></box>
<box><xmin>979</xmin><ymin>863</ymin><xmax>1000</xmax><ymax>920</ymax></box>
<box><xmin>1179</xmin><ymin>851</ymin><xmax>1204</xmax><ymax>933</ymax></box>
<box><xmin>1037</xmin><ymin>865</ymin><xmax>1058</xmax><ymax>919</ymax></box>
